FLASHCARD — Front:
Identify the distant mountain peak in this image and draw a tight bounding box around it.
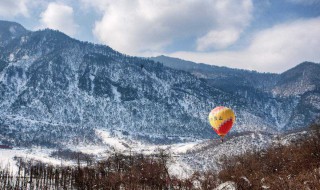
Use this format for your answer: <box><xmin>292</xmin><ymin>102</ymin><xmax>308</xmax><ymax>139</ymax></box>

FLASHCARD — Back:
<box><xmin>288</xmin><ymin>61</ymin><xmax>320</xmax><ymax>72</ymax></box>
<box><xmin>0</xmin><ymin>20</ymin><xmax>26</xmax><ymax>30</ymax></box>
<box><xmin>0</xmin><ymin>20</ymin><xmax>28</xmax><ymax>47</ymax></box>
<box><xmin>279</xmin><ymin>61</ymin><xmax>320</xmax><ymax>79</ymax></box>
<box><xmin>272</xmin><ymin>61</ymin><xmax>320</xmax><ymax>97</ymax></box>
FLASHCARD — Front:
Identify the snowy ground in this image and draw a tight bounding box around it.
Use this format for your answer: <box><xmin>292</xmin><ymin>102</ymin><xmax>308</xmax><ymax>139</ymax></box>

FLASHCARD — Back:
<box><xmin>0</xmin><ymin>149</ymin><xmax>21</xmax><ymax>174</ymax></box>
<box><xmin>0</xmin><ymin>128</ymin><xmax>202</xmax><ymax>177</ymax></box>
<box><xmin>70</xmin><ymin>129</ymin><xmax>202</xmax><ymax>156</ymax></box>
<box><xmin>0</xmin><ymin>148</ymin><xmax>75</xmax><ymax>174</ymax></box>
<box><xmin>0</xmin><ymin>128</ymin><xmax>309</xmax><ymax>178</ymax></box>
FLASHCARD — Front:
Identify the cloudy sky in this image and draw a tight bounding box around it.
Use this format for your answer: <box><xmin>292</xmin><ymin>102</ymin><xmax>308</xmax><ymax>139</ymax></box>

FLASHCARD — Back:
<box><xmin>1</xmin><ymin>0</ymin><xmax>320</xmax><ymax>73</ymax></box>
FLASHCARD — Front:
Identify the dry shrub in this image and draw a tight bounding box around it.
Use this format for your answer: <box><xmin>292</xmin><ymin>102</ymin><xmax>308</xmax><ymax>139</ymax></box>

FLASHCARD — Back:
<box><xmin>219</xmin><ymin>127</ymin><xmax>320</xmax><ymax>189</ymax></box>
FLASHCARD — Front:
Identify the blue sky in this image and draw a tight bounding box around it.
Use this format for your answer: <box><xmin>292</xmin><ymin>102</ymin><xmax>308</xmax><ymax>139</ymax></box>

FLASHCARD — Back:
<box><xmin>1</xmin><ymin>0</ymin><xmax>320</xmax><ymax>73</ymax></box>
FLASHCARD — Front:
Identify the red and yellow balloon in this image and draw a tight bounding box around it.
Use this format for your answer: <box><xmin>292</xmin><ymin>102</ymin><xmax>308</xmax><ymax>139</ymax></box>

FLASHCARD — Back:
<box><xmin>208</xmin><ymin>106</ymin><xmax>235</xmax><ymax>140</ymax></box>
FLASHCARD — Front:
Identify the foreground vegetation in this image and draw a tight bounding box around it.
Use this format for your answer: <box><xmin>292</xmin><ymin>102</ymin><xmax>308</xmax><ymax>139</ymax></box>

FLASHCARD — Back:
<box><xmin>219</xmin><ymin>125</ymin><xmax>320</xmax><ymax>189</ymax></box>
<box><xmin>0</xmin><ymin>125</ymin><xmax>319</xmax><ymax>189</ymax></box>
<box><xmin>0</xmin><ymin>150</ymin><xmax>207</xmax><ymax>189</ymax></box>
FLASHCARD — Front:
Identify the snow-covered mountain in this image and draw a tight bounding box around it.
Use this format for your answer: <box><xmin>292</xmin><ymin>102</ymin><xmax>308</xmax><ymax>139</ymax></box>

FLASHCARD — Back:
<box><xmin>272</xmin><ymin>62</ymin><xmax>320</xmax><ymax>96</ymax></box>
<box><xmin>0</xmin><ymin>20</ymin><xmax>319</xmax><ymax>148</ymax></box>
<box><xmin>150</xmin><ymin>55</ymin><xmax>279</xmax><ymax>91</ymax></box>
<box><xmin>151</xmin><ymin>56</ymin><xmax>320</xmax><ymax>131</ymax></box>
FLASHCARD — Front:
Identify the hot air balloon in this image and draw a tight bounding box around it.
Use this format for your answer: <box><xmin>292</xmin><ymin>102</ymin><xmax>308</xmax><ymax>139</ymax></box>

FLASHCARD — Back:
<box><xmin>208</xmin><ymin>106</ymin><xmax>235</xmax><ymax>142</ymax></box>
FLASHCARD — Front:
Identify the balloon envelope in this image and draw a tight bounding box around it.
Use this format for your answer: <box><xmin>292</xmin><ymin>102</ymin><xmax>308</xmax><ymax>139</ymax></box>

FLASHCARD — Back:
<box><xmin>208</xmin><ymin>106</ymin><xmax>235</xmax><ymax>138</ymax></box>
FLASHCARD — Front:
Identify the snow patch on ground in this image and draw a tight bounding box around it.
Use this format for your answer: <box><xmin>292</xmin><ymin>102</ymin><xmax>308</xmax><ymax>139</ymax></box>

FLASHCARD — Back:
<box><xmin>0</xmin><ymin>149</ymin><xmax>21</xmax><ymax>174</ymax></box>
<box><xmin>168</xmin><ymin>158</ymin><xmax>194</xmax><ymax>179</ymax></box>
<box><xmin>214</xmin><ymin>181</ymin><xmax>236</xmax><ymax>190</ymax></box>
<box><xmin>9</xmin><ymin>26</ymin><xmax>16</xmax><ymax>34</ymax></box>
<box><xmin>170</xmin><ymin>141</ymin><xmax>200</xmax><ymax>154</ymax></box>
<box><xmin>9</xmin><ymin>53</ymin><xmax>14</xmax><ymax>61</ymax></box>
<box><xmin>278</xmin><ymin>130</ymin><xmax>309</xmax><ymax>146</ymax></box>
<box><xmin>95</xmin><ymin>129</ymin><xmax>128</xmax><ymax>151</ymax></box>
<box><xmin>0</xmin><ymin>148</ymin><xmax>74</xmax><ymax>175</ymax></box>
<box><xmin>94</xmin><ymin>129</ymin><xmax>201</xmax><ymax>155</ymax></box>
<box><xmin>69</xmin><ymin>145</ymin><xmax>107</xmax><ymax>156</ymax></box>
<box><xmin>111</xmin><ymin>85</ymin><xmax>121</xmax><ymax>102</ymax></box>
<box><xmin>89</xmin><ymin>73</ymin><xmax>95</xmax><ymax>93</ymax></box>
<box><xmin>22</xmin><ymin>55</ymin><xmax>29</xmax><ymax>60</ymax></box>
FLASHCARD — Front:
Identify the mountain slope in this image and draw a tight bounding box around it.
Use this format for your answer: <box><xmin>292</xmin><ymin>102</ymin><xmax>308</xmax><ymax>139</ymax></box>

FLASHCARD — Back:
<box><xmin>151</xmin><ymin>55</ymin><xmax>320</xmax><ymax>131</ymax></box>
<box><xmin>0</xmin><ymin>21</ymin><xmax>264</xmax><ymax>147</ymax></box>
<box><xmin>0</xmin><ymin>21</ymin><xmax>319</xmax><ymax>148</ymax></box>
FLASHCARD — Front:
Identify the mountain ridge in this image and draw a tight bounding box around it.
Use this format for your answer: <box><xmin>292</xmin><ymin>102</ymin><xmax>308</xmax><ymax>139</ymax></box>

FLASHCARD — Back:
<box><xmin>0</xmin><ymin>20</ymin><xmax>28</xmax><ymax>47</ymax></box>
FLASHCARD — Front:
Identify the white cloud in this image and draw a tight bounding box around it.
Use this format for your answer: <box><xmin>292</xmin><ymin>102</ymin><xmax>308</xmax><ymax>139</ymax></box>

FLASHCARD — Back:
<box><xmin>170</xmin><ymin>17</ymin><xmax>320</xmax><ymax>73</ymax></box>
<box><xmin>40</xmin><ymin>2</ymin><xmax>78</xmax><ymax>36</ymax></box>
<box><xmin>85</xmin><ymin>0</ymin><xmax>253</xmax><ymax>55</ymax></box>
<box><xmin>196</xmin><ymin>28</ymin><xmax>240</xmax><ymax>50</ymax></box>
<box><xmin>0</xmin><ymin>0</ymin><xmax>29</xmax><ymax>18</ymax></box>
